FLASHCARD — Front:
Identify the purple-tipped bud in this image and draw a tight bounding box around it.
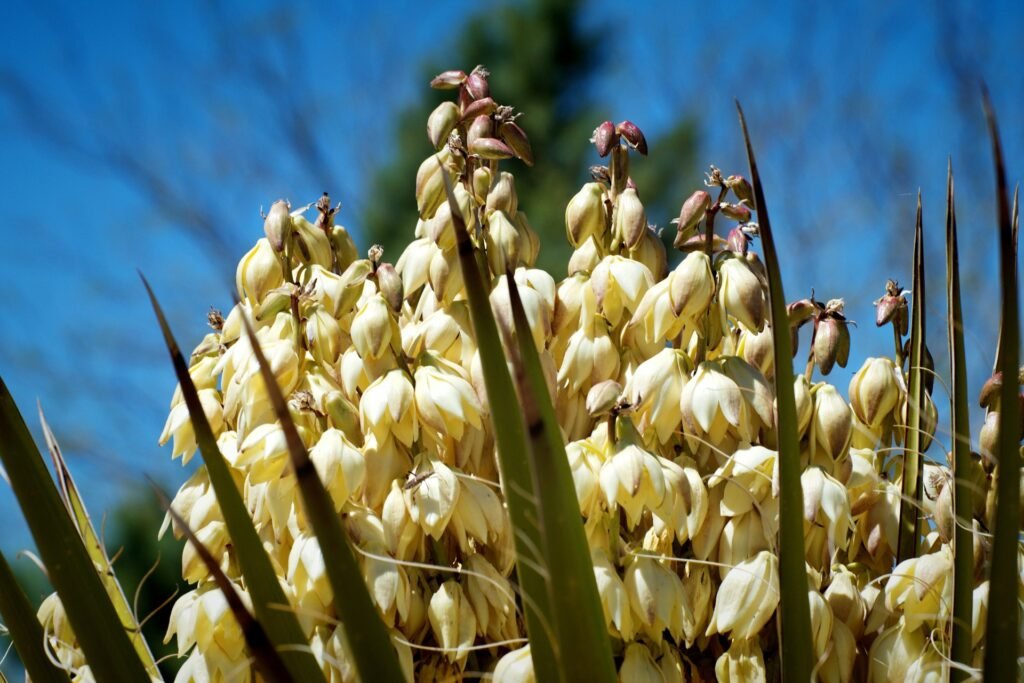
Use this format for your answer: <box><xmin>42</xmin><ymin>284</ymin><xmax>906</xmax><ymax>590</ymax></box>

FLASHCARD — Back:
<box><xmin>469</xmin><ymin>137</ymin><xmax>515</xmax><ymax>160</ymax></box>
<box><xmin>813</xmin><ymin>316</ymin><xmax>851</xmax><ymax>375</ymax></box>
<box><xmin>980</xmin><ymin>372</ymin><xmax>1003</xmax><ymax>410</ymax></box>
<box><xmin>725</xmin><ymin>175</ymin><xmax>754</xmax><ymax>207</ymax></box>
<box><xmin>719</xmin><ymin>202</ymin><xmax>752</xmax><ymax>222</ymax></box>
<box><xmin>376</xmin><ymin>263</ymin><xmax>404</xmax><ymax>313</ymax></box>
<box><xmin>459</xmin><ymin>96</ymin><xmax>497</xmax><ymax>123</ymax></box>
<box><xmin>465</xmin><ymin>68</ymin><xmax>490</xmax><ymax>100</ymax></box>
<box><xmin>592</xmin><ymin>121</ymin><xmax>617</xmax><ymax>157</ymax></box>
<box><xmin>616</xmin><ymin>120</ymin><xmax>648</xmax><ymax>155</ymax></box>
<box><xmin>430</xmin><ymin>70</ymin><xmax>467</xmax><ymax>89</ymax></box>
<box><xmin>466</xmin><ymin>115</ymin><xmax>493</xmax><ymax>148</ymax></box>
<box><xmin>787</xmin><ymin>298</ymin><xmax>818</xmax><ymax>328</ymax></box>
<box><xmin>874</xmin><ymin>279</ymin><xmax>909</xmax><ymax>335</ymax></box>
<box><xmin>499</xmin><ymin>121</ymin><xmax>534</xmax><ymax>166</ymax></box>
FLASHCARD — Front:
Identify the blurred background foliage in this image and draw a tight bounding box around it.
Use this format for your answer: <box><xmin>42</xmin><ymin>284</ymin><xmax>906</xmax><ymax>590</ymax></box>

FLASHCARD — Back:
<box><xmin>1</xmin><ymin>0</ymin><xmax>1022</xmax><ymax>677</ymax></box>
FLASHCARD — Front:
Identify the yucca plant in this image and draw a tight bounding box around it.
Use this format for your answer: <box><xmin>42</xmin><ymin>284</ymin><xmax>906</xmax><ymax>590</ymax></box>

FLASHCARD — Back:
<box><xmin>0</xmin><ymin>67</ymin><xmax>1020</xmax><ymax>683</ymax></box>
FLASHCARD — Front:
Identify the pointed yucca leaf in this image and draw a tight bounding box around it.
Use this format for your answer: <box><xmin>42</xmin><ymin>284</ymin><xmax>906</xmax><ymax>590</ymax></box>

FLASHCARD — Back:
<box><xmin>945</xmin><ymin>162</ymin><xmax>974</xmax><ymax>681</ymax></box>
<box><xmin>981</xmin><ymin>88</ymin><xmax>1020</xmax><ymax>681</ymax></box>
<box><xmin>735</xmin><ymin>102</ymin><xmax>813</xmax><ymax>682</ymax></box>
<box><xmin>503</xmin><ymin>271</ymin><xmax>616</xmax><ymax>682</ymax></box>
<box><xmin>897</xmin><ymin>193</ymin><xmax>927</xmax><ymax>563</ymax></box>
<box><xmin>154</xmin><ymin>486</ymin><xmax>293</xmax><ymax>683</ymax></box>
<box><xmin>0</xmin><ymin>377</ymin><xmax>150</xmax><ymax>682</ymax></box>
<box><xmin>238</xmin><ymin>313</ymin><xmax>406</xmax><ymax>683</ymax></box>
<box><xmin>437</xmin><ymin>161</ymin><xmax>560</xmax><ymax>677</ymax></box>
<box><xmin>38</xmin><ymin>404</ymin><xmax>160</xmax><ymax>675</ymax></box>
<box><xmin>993</xmin><ymin>184</ymin><xmax>1020</xmax><ymax>374</ymax></box>
<box><xmin>0</xmin><ymin>550</ymin><xmax>68</xmax><ymax>683</ymax></box>
<box><xmin>141</xmin><ymin>276</ymin><xmax>326</xmax><ymax>683</ymax></box>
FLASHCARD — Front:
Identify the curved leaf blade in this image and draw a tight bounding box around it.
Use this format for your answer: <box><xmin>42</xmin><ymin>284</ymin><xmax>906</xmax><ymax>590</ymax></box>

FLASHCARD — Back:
<box><xmin>0</xmin><ymin>377</ymin><xmax>150</xmax><ymax>682</ymax></box>
<box><xmin>735</xmin><ymin>101</ymin><xmax>813</xmax><ymax>682</ymax></box>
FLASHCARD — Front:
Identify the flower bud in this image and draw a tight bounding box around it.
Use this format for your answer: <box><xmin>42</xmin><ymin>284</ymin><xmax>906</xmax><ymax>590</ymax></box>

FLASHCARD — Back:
<box><xmin>427</xmin><ymin>101</ymin><xmax>459</xmax><ymax>149</ymax></box>
<box><xmin>485</xmin><ymin>171</ymin><xmax>518</xmax><ymax>216</ymax></box>
<box><xmin>263</xmin><ymin>199</ymin><xmax>291</xmax><ymax>252</ymax></box>
<box><xmin>874</xmin><ymin>279</ymin><xmax>909</xmax><ymax>334</ymax></box>
<box><xmin>674</xmin><ymin>190</ymin><xmax>711</xmax><ymax>245</ymax></box>
<box><xmin>668</xmin><ymin>251</ymin><xmax>714</xmax><ymax>321</ymax></box>
<box><xmin>565</xmin><ymin>182</ymin><xmax>608</xmax><ymax>248</ymax></box>
<box><xmin>725</xmin><ymin>174</ymin><xmax>754</xmax><ymax>206</ymax></box>
<box><xmin>813</xmin><ymin>315</ymin><xmax>851</xmax><ymax>375</ymax></box>
<box><xmin>849</xmin><ymin>357</ymin><xmax>900</xmax><ymax>428</ymax></box>
<box><xmin>717</xmin><ymin>255</ymin><xmax>765</xmax><ymax>332</ymax></box>
<box><xmin>718</xmin><ymin>201</ymin><xmax>751</xmax><ymax>222</ymax></box>
<box><xmin>485</xmin><ymin>210</ymin><xmax>521</xmax><ymax>275</ymax></box>
<box><xmin>590</xmin><ymin>255</ymin><xmax>654</xmax><ymax>327</ymax></box>
<box><xmin>493</xmin><ymin>645</ymin><xmax>533</xmax><ymax>683</ymax></box>
<box><xmin>469</xmin><ymin>137</ymin><xmax>515</xmax><ymax>160</ymax></box>
<box><xmin>619</xmin><ymin>643</ymin><xmax>662</xmax><ymax>682</ymax></box>
<box><xmin>414</xmin><ymin>358</ymin><xmax>484</xmax><ymax>441</ymax></box>
<box><xmin>415</xmin><ymin>148</ymin><xmax>454</xmax><ymax>218</ymax></box>
<box><xmin>884</xmin><ymin>544</ymin><xmax>952</xmax><ymax>632</ymax></box>
<box><xmin>715</xmin><ymin>638</ymin><xmax>766</xmax><ymax>683</ymax></box>
<box><xmin>466</xmin><ymin>114</ymin><xmax>493</xmax><ymax>148</ymax></box>
<box><xmin>625</xmin><ymin>555</ymin><xmax>684</xmax><ymax>641</ymax></box>
<box><xmin>568</xmin><ymin>236</ymin><xmax>603</xmax><ymax>275</ymax></box>
<box><xmin>627</xmin><ymin>348</ymin><xmax>690</xmax><ymax>445</ymax></box>
<box><xmin>586</xmin><ymin>379</ymin><xmax>622</xmax><ymax>417</ymax></box>
<box><xmin>591</xmin><ymin>120</ymin><xmax>616</xmax><ymax>157</ymax></box>
<box><xmin>464</xmin><ymin>68</ymin><xmax>489</xmax><ymax>100</ymax></box>
<box><xmin>472</xmin><ymin>166</ymin><xmax>492</xmax><ymax>203</ymax></box>
<box><xmin>616</xmin><ymin>120</ymin><xmax>648</xmax><ymax>155</ymax></box>
<box><xmin>459</xmin><ymin>95</ymin><xmax>496</xmax><ymax>122</ymax></box>
<box><xmin>235</xmin><ymin>238</ymin><xmax>284</xmax><ymax>303</ymax></box>
<box><xmin>612</xmin><ymin>187</ymin><xmax>647</xmax><ymax>250</ymax></box>
<box><xmin>427</xmin><ymin>580</ymin><xmax>476</xmax><ymax>665</ymax></box>
<box><xmin>498</xmin><ymin>120</ymin><xmax>533</xmax><ymax>166</ymax></box>
<box><xmin>351</xmin><ymin>294</ymin><xmax>395</xmax><ymax>360</ymax></box>
<box><xmin>811</xmin><ymin>383</ymin><xmax>852</xmax><ymax>460</ymax></box>
<box><xmin>375</xmin><ymin>262</ymin><xmax>404</xmax><ymax>313</ymax></box>
<box><xmin>868</xmin><ymin>623</ymin><xmax>926</xmax><ymax>682</ymax></box>
<box><xmin>404</xmin><ymin>456</ymin><xmax>460</xmax><ymax>540</ymax></box>
<box><xmin>706</xmin><ymin>550</ymin><xmax>779</xmax><ymax>640</ymax></box>
<box><xmin>430</xmin><ymin>69</ymin><xmax>466</xmax><ymax>89</ymax></box>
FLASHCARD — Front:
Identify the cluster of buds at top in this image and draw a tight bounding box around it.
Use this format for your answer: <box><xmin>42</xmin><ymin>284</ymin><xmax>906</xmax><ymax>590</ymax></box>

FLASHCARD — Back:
<box><xmin>427</xmin><ymin>66</ymin><xmax>533</xmax><ymax>166</ymax></box>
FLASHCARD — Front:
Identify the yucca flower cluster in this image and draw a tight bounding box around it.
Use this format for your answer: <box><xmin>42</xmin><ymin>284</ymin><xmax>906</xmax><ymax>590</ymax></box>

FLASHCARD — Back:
<box><xmin>32</xmin><ymin>67</ymin><xmax>1021</xmax><ymax>682</ymax></box>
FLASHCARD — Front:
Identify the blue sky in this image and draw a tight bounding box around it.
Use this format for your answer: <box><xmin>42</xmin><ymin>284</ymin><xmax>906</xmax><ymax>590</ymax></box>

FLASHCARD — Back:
<box><xmin>1</xmin><ymin>0</ymin><xmax>1022</xmax><ymax>554</ymax></box>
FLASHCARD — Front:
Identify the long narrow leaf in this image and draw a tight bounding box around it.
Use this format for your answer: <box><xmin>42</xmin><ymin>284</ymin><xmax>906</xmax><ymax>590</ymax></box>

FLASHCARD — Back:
<box><xmin>504</xmin><ymin>271</ymin><xmax>616</xmax><ymax>682</ymax></box>
<box><xmin>0</xmin><ymin>377</ymin><xmax>150</xmax><ymax>682</ymax></box>
<box><xmin>154</xmin><ymin>486</ymin><xmax>293</xmax><ymax>683</ymax></box>
<box><xmin>735</xmin><ymin>102</ymin><xmax>813</xmax><ymax>682</ymax></box>
<box><xmin>0</xmin><ymin>550</ymin><xmax>68</xmax><ymax>683</ymax></box>
<box><xmin>897</xmin><ymin>193</ymin><xmax>926</xmax><ymax>562</ymax></box>
<box><xmin>944</xmin><ymin>162</ymin><xmax>973</xmax><ymax>681</ymax></box>
<box><xmin>439</xmin><ymin>162</ymin><xmax>560</xmax><ymax>676</ymax></box>
<box><xmin>238</xmin><ymin>313</ymin><xmax>406</xmax><ymax>683</ymax></box>
<box><xmin>141</xmin><ymin>276</ymin><xmax>326</xmax><ymax>682</ymax></box>
<box><xmin>981</xmin><ymin>88</ymin><xmax>1020</xmax><ymax>681</ymax></box>
<box><xmin>38</xmin><ymin>404</ymin><xmax>159</xmax><ymax>675</ymax></box>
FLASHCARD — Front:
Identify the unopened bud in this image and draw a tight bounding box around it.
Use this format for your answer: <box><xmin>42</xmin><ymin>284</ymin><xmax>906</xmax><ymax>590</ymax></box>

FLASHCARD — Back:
<box><xmin>427</xmin><ymin>101</ymin><xmax>460</xmax><ymax>150</ymax></box>
<box><xmin>568</xmin><ymin>236</ymin><xmax>603</xmax><ymax>275</ymax></box>
<box><xmin>725</xmin><ymin>175</ymin><xmax>754</xmax><ymax>206</ymax></box>
<box><xmin>485</xmin><ymin>171</ymin><xmax>518</xmax><ymax>216</ymax></box>
<box><xmin>813</xmin><ymin>317</ymin><xmax>851</xmax><ymax>376</ymax></box>
<box><xmin>465</xmin><ymin>67</ymin><xmax>490</xmax><ymax>100</ymax></box>
<box><xmin>717</xmin><ymin>256</ymin><xmax>765</xmax><ymax>332</ymax></box>
<box><xmin>430</xmin><ymin>70</ymin><xmax>467</xmax><ymax>89</ymax></box>
<box><xmin>874</xmin><ymin>279</ymin><xmax>908</xmax><ymax>334</ymax></box>
<box><xmin>718</xmin><ymin>202</ymin><xmax>751</xmax><ymax>222</ymax></box>
<box><xmin>376</xmin><ymin>263</ymin><xmax>404</xmax><ymax>313</ymax></box>
<box><xmin>485</xmin><ymin>211</ymin><xmax>520</xmax><ymax>275</ymax></box>
<box><xmin>466</xmin><ymin>115</ymin><xmax>493</xmax><ymax>149</ymax></box>
<box><xmin>979</xmin><ymin>372</ymin><xmax>1002</xmax><ymax>410</ymax></box>
<box><xmin>416</xmin><ymin>149</ymin><xmax>453</xmax><ymax>218</ymax></box>
<box><xmin>592</xmin><ymin>121</ymin><xmax>617</xmax><ymax>157</ymax></box>
<box><xmin>263</xmin><ymin>199</ymin><xmax>291</xmax><ymax>252</ymax></box>
<box><xmin>586</xmin><ymin>380</ymin><xmax>622</xmax><ymax>417</ymax></box>
<box><xmin>849</xmin><ymin>357</ymin><xmax>899</xmax><ymax>428</ymax></box>
<box><xmin>565</xmin><ymin>182</ymin><xmax>608</xmax><ymax>248</ymax></box>
<box><xmin>469</xmin><ymin>137</ymin><xmax>515</xmax><ymax>160</ymax></box>
<box><xmin>472</xmin><ymin>167</ymin><xmax>493</xmax><ymax>204</ymax></box>
<box><xmin>612</xmin><ymin>187</ymin><xmax>647</xmax><ymax>250</ymax></box>
<box><xmin>674</xmin><ymin>190</ymin><xmax>711</xmax><ymax>244</ymax></box>
<box><xmin>669</xmin><ymin>252</ymin><xmax>714</xmax><ymax>320</ymax></box>
<box><xmin>498</xmin><ymin>121</ymin><xmax>533</xmax><ymax>166</ymax></box>
<box><xmin>616</xmin><ymin>120</ymin><xmax>648</xmax><ymax>155</ymax></box>
<box><xmin>459</xmin><ymin>96</ymin><xmax>496</xmax><ymax>122</ymax></box>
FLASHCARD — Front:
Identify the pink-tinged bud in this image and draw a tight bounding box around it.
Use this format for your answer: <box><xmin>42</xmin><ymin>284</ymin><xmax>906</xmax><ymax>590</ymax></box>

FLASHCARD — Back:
<box><xmin>469</xmin><ymin>137</ymin><xmax>514</xmax><ymax>160</ymax></box>
<box><xmin>979</xmin><ymin>372</ymin><xmax>1002</xmax><ymax>410</ymax></box>
<box><xmin>459</xmin><ymin>96</ymin><xmax>497</xmax><ymax>122</ymax></box>
<box><xmin>675</xmin><ymin>190</ymin><xmax>711</xmax><ymax>243</ymax></box>
<box><xmin>724</xmin><ymin>175</ymin><xmax>754</xmax><ymax>206</ymax></box>
<box><xmin>616</xmin><ymin>120</ymin><xmax>648</xmax><ymax>155</ymax></box>
<box><xmin>874</xmin><ymin>279</ymin><xmax>909</xmax><ymax>334</ymax></box>
<box><xmin>263</xmin><ymin>199</ymin><xmax>291</xmax><ymax>252</ymax></box>
<box><xmin>427</xmin><ymin>101</ymin><xmax>460</xmax><ymax>150</ymax></box>
<box><xmin>718</xmin><ymin>202</ymin><xmax>751</xmax><ymax>222</ymax></box>
<box><xmin>612</xmin><ymin>187</ymin><xmax>647</xmax><ymax>250</ymax></box>
<box><xmin>787</xmin><ymin>298</ymin><xmax>817</xmax><ymax>328</ymax></box>
<box><xmin>592</xmin><ymin>121</ymin><xmax>617</xmax><ymax>157</ymax></box>
<box><xmin>813</xmin><ymin>316</ymin><xmax>851</xmax><ymax>376</ymax></box>
<box><xmin>430</xmin><ymin>70</ymin><xmax>467</xmax><ymax>89</ymax></box>
<box><xmin>465</xmin><ymin>67</ymin><xmax>490</xmax><ymax>100</ymax></box>
<box><xmin>466</xmin><ymin>115</ymin><xmax>493</xmax><ymax>148</ymax></box>
<box><xmin>498</xmin><ymin>120</ymin><xmax>533</xmax><ymax>166</ymax></box>
<box><xmin>727</xmin><ymin>226</ymin><xmax>750</xmax><ymax>255</ymax></box>
<box><xmin>376</xmin><ymin>263</ymin><xmax>404</xmax><ymax>313</ymax></box>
